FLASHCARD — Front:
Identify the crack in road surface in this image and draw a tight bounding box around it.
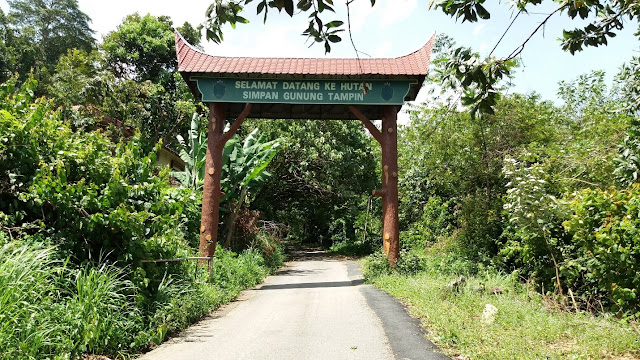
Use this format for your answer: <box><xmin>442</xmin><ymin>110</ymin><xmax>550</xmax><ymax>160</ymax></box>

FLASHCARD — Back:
<box><xmin>140</xmin><ymin>250</ymin><xmax>449</xmax><ymax>360</ymax></box>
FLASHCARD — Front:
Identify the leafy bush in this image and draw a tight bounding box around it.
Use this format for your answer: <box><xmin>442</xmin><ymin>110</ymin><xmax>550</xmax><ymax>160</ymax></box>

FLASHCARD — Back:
<box><xmin>362</xmin><ymin>251</ymin><xmax>392</xmax><ymax>279</ymax></box>
<box><xmin>564</xmin><ymin>185</ymin><xmax>640</xmax><ymax>314</ymax></box>
<box><xmin>396</xmin><ymin>249</ymin><xmax>428</xmax><ymax>275</ymax></box>
<box><xmin>363</xmin><ymin>248</ymin><xmax>482</xmax><ymax>279</ymax></box>
<box><xmin>251</xmin><ymin>230</ymin><xmax>286</xmax><ymax>270</ymax></box>
<box><xmin>1</xmin><ymin>75</ymin><xmax>201</xmax><ymax>290</ymax></box>
<box><xmin>402</xmin><ymin>196</ymin><xmax>455</xmax><ymax>251</ymax></box>
<box><xmin>501</xmin><ymin>157</ymin><xmax>569</xmax><ymax>294</ymax></box>
<box><xmin>329</xmin><ymin>240</ymin><xmax>373</xmax><ymax>256</ymax></box>
<box><xmin>209</xmin><ymin>247</ymin><xmax>266</xmax><ymax>290</ymax></box>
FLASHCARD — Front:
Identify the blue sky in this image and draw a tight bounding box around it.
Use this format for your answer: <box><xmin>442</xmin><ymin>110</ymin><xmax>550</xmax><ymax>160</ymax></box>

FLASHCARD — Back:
<box><xmin>1</xmin><ymin>0</ymin><xmax>638</xmax><ymax>105</ymax></box>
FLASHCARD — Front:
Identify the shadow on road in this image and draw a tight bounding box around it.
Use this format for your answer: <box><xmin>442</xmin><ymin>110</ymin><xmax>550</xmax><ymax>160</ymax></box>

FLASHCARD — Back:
<box><xmin>259</xmin><ymin>279</ymin><xmax>365</xmax><ymax>290</ymax></box>
<box><xmin>274</xmin><ymin>268</ymin><xmax>323</xmax><ymax>276</ymax></box>
<box><xmin>285</xmin><ymin>243</ymin><xmax>335</xmax><ymax>261</ymax></box>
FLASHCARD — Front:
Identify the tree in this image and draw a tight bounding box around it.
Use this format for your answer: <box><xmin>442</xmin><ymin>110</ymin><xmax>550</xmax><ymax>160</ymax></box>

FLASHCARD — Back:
<box><xmin>0</xmin><ymin>7</ymin><xmax>42</xmax><ymax>84</ymax></box>
<box><xmin>7</xmin><ymin>0</ymin><xmax>95</xmax><ymax>73</ymax></box>
<box><xmin>0</xmin><ymin>8</ymin><xmax>10</xmax><ymax>82</ymax></box>
<box><xmin>618</xmin><ymin>56</ymin><xmax>640</xmax><ymax>115</ymax></box>
<box><xmin>251</xmin><ymin>119</ymin><xmax>378</xmax><ymax>245</ymax></box>
<box><xmin>221</xmin><ymin>128</ymin><xmax>280</xmax><ymax>249</ymax></box>
<box><xmin>96</xmin><ymin>14</ymin><xmax>203</xmax><ymax>151</ymax></box>
<box><xmin>102</xmin><ymin>13</ymin><xmax>201</xmax><ymax>86</ymax></box>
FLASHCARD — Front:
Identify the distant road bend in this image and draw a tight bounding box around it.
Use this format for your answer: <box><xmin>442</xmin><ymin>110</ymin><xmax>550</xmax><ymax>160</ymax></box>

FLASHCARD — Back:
<box><xmin>140</xmin><ymin>248</ymin><xmax>449</xmax><ymax>360</ymax></box>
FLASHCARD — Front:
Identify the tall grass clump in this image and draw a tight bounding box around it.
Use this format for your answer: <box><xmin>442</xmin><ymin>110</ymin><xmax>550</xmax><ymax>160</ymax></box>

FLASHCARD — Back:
<box><xmin>0</xmin><ymin>243</ymin><xmax>61</xmax><ymax>359</ymax></box>
<box><xmin>56</xmin><ymin>264</ymin><xmax>143</xmax><ymax>356</ymax></box>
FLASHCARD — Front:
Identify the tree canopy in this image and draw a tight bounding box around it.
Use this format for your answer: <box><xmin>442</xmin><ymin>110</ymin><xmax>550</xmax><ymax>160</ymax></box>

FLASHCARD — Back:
<box><xmin>7</xmin><ymin>0</ymin><xmax>94</xmax><ymax>72</ymax></box>
<box><xmin>102</xmin><ymin>13</ymin><xmax>185</xmax><ymax>85</ymax></box>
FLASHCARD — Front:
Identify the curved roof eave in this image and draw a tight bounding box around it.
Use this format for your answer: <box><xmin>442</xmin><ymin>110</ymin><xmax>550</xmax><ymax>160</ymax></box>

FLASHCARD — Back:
<box><xmin>175</xmin><ymin>31</ymin><xmax>436</xmax><ymax>77</ymax></box>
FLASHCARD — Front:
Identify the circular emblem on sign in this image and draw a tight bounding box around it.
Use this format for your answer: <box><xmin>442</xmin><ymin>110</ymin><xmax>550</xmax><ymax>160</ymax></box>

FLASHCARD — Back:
<box><xmin>381</xmin><ymin>82</ymin><xmax>393</xmax><ymax>102</ymax></box>
<box><xmin>213</xmin><ymin>80</ymin><xmax>226</xmax><ymax>99</ymax></box>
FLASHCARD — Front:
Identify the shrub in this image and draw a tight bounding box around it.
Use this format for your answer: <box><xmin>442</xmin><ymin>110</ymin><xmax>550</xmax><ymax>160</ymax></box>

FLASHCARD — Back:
<box><xmin>362</xmin><ymin>251</ymin><xmax>393</xmax><ymax>279</ymax></box>
<box><xmin>501</xmin><ymin>157</ymin><xmax>570</xmax><ymax>294</ymax></box>
<box><xmin>402</xmin><ymin>196</ymin><xmax>455</xmax><ymax>251</ymax></box>
<box><xmin>1</xmin><ymin>75</ymin><xmax>200</xmax><ymax>292</ymax></box>
<box><xmin>564</xmin><ymin>185</ymin><xmax>640</xmax><ymax>314</ymax></box>
<box><xmin>251</xmin><ymin>229</ymin><xmax>285</xmax><ymax>270</ymax></box>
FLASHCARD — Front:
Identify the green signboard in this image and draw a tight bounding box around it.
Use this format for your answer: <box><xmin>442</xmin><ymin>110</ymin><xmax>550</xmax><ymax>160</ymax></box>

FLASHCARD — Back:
<box><xmin>192</xmin><ymin>77</ymin><xmax>414</xmax><ymax>105</ymax></box>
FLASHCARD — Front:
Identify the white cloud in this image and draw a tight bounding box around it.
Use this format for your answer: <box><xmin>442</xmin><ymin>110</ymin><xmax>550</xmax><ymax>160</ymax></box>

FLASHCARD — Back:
<box><xmin>379</xmin><ymin>0</ymin><xmax>418</xmax><ymax>28</ymax></box>
<box><xmin>373</xmin><ymin>41</ymin><xmax>392</xmax><ymax>57</ymax></box>
<box><xmin>473</xmin><ymin>23</ymin><xmax>485</xmax><ymax>36</ymax></box>
<box><xmin>348</xmin><ymin>0</ymin><xmax>378</xmax><ymax>32</ymax></box>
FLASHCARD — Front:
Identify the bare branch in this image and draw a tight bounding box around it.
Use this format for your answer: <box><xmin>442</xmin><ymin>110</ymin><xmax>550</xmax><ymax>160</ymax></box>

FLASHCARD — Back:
<box><xmin>504</xmin><ymin>4</ymin><xmax>567</xmax><ymax>61</ymax></box>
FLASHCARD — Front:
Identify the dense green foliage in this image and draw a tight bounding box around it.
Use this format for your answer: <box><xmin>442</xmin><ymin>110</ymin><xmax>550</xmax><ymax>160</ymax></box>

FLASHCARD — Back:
<box><xmin>252</xmin><ymin>119</ymin><xmax>378</xmax><ymax>247</ymax></box>
<box><xmin>0</xmin><ymin>5</ymin><xmax>287</xmax><ymax>357</ymax></box>
<box><xmin>1</xmin><ymin>76</ymin><xmax>198</xmax><ymax>270</ymax></box>
<box><xmin>564</xmin><ymin>186</ymin><xmax>640</xmax><ymax>310</ymax></box>
<box><xmin>0</xmin><ymin>0</ymin><xmax>94</xmax><ymax>88</ymax></box>
<box><xmin>3</xmin><ymin>0</ymin><xmax>640</xmax><ymax>356</ymax></box>
<box><xmin>384</xmin><ymin>67</ymin><xmax>640</xmax><ymax>315</ymax></box>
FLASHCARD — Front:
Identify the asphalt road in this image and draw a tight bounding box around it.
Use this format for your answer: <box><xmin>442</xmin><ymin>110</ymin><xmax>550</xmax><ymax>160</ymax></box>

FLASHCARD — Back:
<box><xmin>140</xmin><ymin>249</ymin><xmax>449</xmax><ymax>360</ymax></box>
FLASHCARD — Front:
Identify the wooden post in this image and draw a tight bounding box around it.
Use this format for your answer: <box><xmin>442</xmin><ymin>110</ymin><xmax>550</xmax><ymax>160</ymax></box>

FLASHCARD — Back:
<box><xmin>349</xmin><ymin>105</ymin><xmax>400</xmax><ymax>266</ymax></box>
<box><xmin>199</xmin><ymin>103</ymin><xmax>252</xmax><ymax>263</ymax></box>
<box><xmin>380</xmin><ymin>105</ymin><xmax>399</xmax><ymax>266</ymax></box>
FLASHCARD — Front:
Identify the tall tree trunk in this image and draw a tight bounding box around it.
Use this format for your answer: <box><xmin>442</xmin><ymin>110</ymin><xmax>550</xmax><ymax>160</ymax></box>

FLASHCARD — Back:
<box><xmin>380</xmin><ymin>106</ymin><xmax>400</xmax><ymax>266</ymax></box>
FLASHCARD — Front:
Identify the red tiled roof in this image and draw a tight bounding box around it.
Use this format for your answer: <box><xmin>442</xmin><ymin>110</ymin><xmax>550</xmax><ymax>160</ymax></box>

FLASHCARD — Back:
<box><xmin>175</xmin><ymin>31</ymin><xmax>436</xmax><ymax>77</ymax></box>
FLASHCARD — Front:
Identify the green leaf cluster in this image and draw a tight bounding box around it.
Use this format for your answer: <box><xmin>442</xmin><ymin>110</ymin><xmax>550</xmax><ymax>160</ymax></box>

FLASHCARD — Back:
<box><xmin>564</xmin><ymin>186</ymin><xmax>640</xmax><ymax>314</ymax></box>
<box><xmin>0</xmin><ymin>75</ymin><xmax>201</xmax><ymax>279</ymax></box>
<box><xmin>251</xmin><ymin>119</ymin><xmax>378</xmax><ymax>246</ymax></box>
<box><xmin>204</xmin><ymin>0</ymin><xmax>348</xmax><ymax>53</ymax></box>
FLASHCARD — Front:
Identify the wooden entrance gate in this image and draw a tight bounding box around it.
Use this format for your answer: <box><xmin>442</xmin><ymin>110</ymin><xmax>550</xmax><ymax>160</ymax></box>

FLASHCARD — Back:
<box><xmin>175</xmin><ymin>33</ymin><xmax>435</xmax><ymax>265</ymax></box>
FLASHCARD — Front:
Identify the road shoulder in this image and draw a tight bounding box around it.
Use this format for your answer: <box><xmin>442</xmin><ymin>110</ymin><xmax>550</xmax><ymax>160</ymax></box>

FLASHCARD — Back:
<box><xmin>346</xmin><ymin>260</ymin><xmax>450</xmax><ymax>360</ymax></box>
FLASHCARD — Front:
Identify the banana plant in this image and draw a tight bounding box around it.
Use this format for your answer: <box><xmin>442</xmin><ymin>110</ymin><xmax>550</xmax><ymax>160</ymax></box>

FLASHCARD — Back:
<box><xmin>221</xmin><ymin>128</ymin><xmax>281</xmax><ymax>248</ymax></box>
<box><xmin>171</xmin><ymin>113</ymin><xmax>207</xmax><ymax>190</ymax></box>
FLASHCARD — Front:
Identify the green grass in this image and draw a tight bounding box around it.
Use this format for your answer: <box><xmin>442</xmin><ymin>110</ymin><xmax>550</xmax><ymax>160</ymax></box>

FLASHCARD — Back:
<box><xmin>364</xmin><ymin>253</ymin><xmax>640</xmax><ymax>360</ymax></box>
<box><xmin>0</xmin><ymin>242</ymin><xmax>285</xmax><ymax>359</ymax></box>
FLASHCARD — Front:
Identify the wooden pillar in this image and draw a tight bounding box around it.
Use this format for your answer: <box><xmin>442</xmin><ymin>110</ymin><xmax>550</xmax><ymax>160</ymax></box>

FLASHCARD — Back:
<box><xmin>349</xmin><ymin>105</ymin><xmax>400</xmax><ymax>266</ymax></box>
<box><xmin>199</xmin><ymin>103</ymin><xmax>252</xmax><ymax>262</ymax></box>
<box><xmin>380</xmin><ymin>106</ymin><xmax>399</xmax><ymax>265</ymax></box>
